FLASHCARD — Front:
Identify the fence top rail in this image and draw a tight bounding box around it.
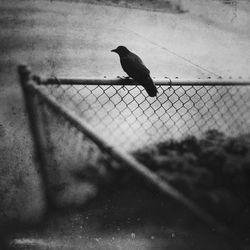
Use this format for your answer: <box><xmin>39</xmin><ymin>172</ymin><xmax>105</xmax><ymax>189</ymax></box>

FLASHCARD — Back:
<box><xmin>40</xmin><ymin>77</ymin><xmax>250</xmax><ymax>86</ymax></box>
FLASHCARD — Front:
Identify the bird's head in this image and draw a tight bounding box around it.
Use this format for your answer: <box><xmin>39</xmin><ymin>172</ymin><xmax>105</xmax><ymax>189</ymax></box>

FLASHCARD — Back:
<box><xmin>111</xmin><ymin>46</ymin><xmax>129</xmax><ymax>56</ymax></box>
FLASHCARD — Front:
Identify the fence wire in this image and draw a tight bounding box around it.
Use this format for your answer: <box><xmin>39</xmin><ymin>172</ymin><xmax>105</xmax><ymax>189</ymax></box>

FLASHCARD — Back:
<box><xmin>29</xmin><ymin>88</ymin><xmax>117</xmax><ymax>207</ymax></box>
<box><xmin>23</xmin><ymin>78</ymin><xmax>227</xmax><ymax>230</ymax></box>
<box><xmin>41</xmin><ymin>81</ymin><xmax>250</xmax><ymax>151</ymax></box>
<box><xmin>19</xmin><ymin>66</ymin><xmax>250</xmax><ymax>245</ymax></box>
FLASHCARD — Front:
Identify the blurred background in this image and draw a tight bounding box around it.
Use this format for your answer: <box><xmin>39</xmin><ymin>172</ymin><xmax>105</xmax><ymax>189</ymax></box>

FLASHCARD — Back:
<box><xmin>1</xmin><ymin>0</ymin><xmax>250</xmax><ymax>249</ymax></box>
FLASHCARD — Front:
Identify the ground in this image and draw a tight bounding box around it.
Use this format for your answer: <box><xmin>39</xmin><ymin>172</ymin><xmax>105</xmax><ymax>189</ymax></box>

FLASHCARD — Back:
<box><xmin>0</xmin><ymin>0</ymin><xmax>250</xmax><ymax>249</ymax></box>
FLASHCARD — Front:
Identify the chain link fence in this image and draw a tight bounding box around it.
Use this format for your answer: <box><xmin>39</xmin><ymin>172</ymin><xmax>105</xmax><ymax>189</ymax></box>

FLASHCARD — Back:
<box><xmin>41</xmin><ymin>79</ymin><xmax>250</xmax><ymax>151</ymax></box>
<box><xmin>18</xmin><ymin>66</ymin><xmax>250</xmax><ymax>242</ymax></box>
<box><xmin>34</xmin><ymin>90</ymin><xmax>116</xmax><ymax>207</ymax></box>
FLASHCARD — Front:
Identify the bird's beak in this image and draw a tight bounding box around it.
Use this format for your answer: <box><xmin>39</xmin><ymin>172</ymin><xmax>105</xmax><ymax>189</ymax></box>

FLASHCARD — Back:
<box><xmin>111</xmin><ymin>49</ymin><xmax>117</xmax><ymax>53</ymax></box>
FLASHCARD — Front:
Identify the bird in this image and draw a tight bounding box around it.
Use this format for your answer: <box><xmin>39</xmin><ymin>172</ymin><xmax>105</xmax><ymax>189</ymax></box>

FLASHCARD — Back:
<box><xmin>111</xmin><ymin>46</ymin><xmax>158</xmax><ymax>97</ymax></box>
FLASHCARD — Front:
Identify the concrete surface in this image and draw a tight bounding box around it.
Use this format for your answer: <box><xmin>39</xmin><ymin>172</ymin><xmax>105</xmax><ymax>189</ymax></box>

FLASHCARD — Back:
<box><xmin>0</xmin><ymin>0</ymin><xmax>250</xmax><ymax>248</ymax></box>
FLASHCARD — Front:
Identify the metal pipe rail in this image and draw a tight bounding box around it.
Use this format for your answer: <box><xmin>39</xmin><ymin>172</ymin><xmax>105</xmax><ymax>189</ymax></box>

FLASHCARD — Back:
<box><xmin>41</xmin><ymin>77</ymin><xmax>250</xmax><ymax>86</ymax></box>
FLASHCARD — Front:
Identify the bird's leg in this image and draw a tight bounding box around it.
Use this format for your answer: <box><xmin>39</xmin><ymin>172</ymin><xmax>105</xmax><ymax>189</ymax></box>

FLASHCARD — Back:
<box><xmin>165</xmin><ymin>77</ymin><xmax>172</xmax><ymax>91</ymax></box>
<box><xmin>117</xmin><ymin>76</ymin><xmax>130</xmax><ymax>89</ymax></box>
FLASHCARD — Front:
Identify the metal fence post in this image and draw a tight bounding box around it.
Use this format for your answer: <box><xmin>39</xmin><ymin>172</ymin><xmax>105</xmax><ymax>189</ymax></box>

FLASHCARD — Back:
<box><xmin>18</xmin><ymin>65</ymin><xmax>52</xmax><ymax>208</ymax></box>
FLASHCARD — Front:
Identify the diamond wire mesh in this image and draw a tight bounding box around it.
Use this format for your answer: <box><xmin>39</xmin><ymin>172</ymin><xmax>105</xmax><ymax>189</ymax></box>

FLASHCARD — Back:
<box><xmin>41</xmin><ymin>82</ymin><xmax>250</xmax><ymax>151</ymax></box>
<box><xmin>33</xmin><ymin>92</ymin><xmax>116</xmax><ymax>207</ymax></box>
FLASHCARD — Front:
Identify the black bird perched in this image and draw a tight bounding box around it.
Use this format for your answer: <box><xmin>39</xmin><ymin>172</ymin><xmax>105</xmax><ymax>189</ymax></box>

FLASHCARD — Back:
<box><xmin>111</xmin><ymin>46</ymin><xmax>158</xmax><ymax>97</ymax></box>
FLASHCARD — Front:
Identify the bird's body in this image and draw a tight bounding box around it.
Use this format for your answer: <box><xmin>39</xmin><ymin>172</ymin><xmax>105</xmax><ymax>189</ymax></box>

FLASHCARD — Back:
<box><xmin>111</xmin><ymin>46</ymin><xmax>157</xmax><ymax>97</ymax></box>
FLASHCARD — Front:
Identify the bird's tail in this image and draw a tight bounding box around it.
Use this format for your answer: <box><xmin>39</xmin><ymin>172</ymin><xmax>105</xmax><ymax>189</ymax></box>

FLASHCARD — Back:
<box><xmin>143</xmin><ymin>76</ymin><xmax>158</xmax><ymax>97</ymax></box>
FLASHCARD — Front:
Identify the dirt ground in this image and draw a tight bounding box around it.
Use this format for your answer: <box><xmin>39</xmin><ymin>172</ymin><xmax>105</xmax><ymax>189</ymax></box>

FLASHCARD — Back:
<box><xmin>1</xmin><ymin>0</ymin><xmax>250</xmax><ymax>249</ymax></box>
